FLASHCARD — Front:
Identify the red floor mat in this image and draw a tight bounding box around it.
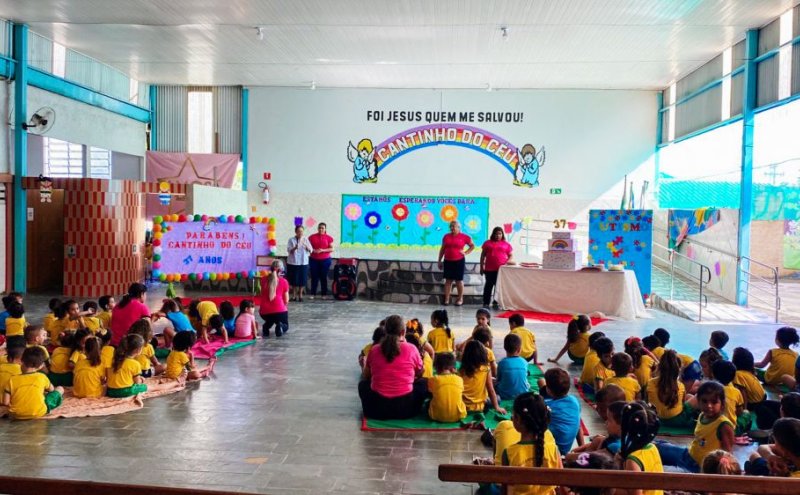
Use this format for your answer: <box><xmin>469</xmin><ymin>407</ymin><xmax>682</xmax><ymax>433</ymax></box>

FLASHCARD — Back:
<box><xmin>496</xmin><ymin>311</ymin><xmax>607</xmax><ymax>326</ymax></box>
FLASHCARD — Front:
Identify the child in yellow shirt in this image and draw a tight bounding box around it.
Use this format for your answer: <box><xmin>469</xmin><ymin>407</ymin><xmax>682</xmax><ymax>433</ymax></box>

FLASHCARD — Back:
<box><xmin>755</xmin><ymin>326</ymin><xmax>799</xmax><ymax>387</ymax></box>
<box><xmin>406</xmin><ymin>333</ymin><xmax>433</xmax><ymax>379</ymax></box>
<box><xmin>188</xmin><ymin>300</ymin><xmax>220</xmax><ymax>344</ymax></box>
<box><xmin>624</xmin><ymin>337</ymin><xmax>658</xmax><ymax>388</ymax></box>
<box><xmin>4</xmin><ymin>301</ymin><xmax>27</xmax><ymax>338</ymax></box>
<box><xmin>500</xmin><ymin>392</ymin><xmax>562</xmax><ymax>494</ymax></box>
<box><xmin>620</xmin><ymin>401</ymin><xmax>664</xmax><ymax>495</ymax></box>
<box><xmin>711</xmin><ymin>360</ymin><xmax>749</xmax><ymax>434</ymax></box>
<box><xmin>579</xmin><ymin>332</ymin><xmax>607</xmax><ymax>392</ymax></box>
<box><xmin>646</xmin><ymin>350</ymin><xmax>695</xmax><ymax>428</ymax></box>
<box><xmin>405</xmin><ymin>318</ymin><xmax>435</xmax><ymax>359</ymax></box>
<box><xmin>106</xmin><ymin>334</ymin><xmax>147</xmax><ymax>399</ymax></box>
<box><xmin>2</xmin><ymin>346</ymin><xmax>63</xmax><ymax>419</ymax></box>
<box><xmin>0</xmin><ymin>344</ymin><xmax>24</xmax><ymax>393</ymax></box>
<box><xmin>48</xmin><ymin>330</ymin><xmax>80</xmax><ymax>386</ymax></box>
<box><xmin>472</xmin><ymin>326</ymin><xmax>497</xmax><ymax>377</ymax></box>
<box><xmin>97</xmin><ymin>295</ymin><xmax>115</xmax><ymax>329</ymax></box>
<box><xmin>81</xmin><ymin>301</ymin><xmax>105</xmax><ymax>335</ymax></box>
<box><xmin>24</xmin><ymin>325</ymin><xmax>50</xmax><ymax>362</ymax></box>
<box><xmin>359</xmin><ymin>326</ymin><xmax>386</xmax><ymax>370</ymax></box>
<box><xmin>427</xmin><ymin>352</ymin><xmax>467</xmax><ymax>422</ymax></box>
<box><xmin>549</xmin><ymin>314</ymin><xmax>592</xmax><ymax>365</ymax></box>
<box><xmin>166</xmin><ymin>331</ymin><xmax>214</xmax><ymax>380</ymax></box>
<box><xmin>455</xmin><ymin>308</ymin><xmax>492</xmax><ymax>357</ymax></box>
<box><xmin>427</xmin><ymin>309</ymin><xmax>454</xmax><ymax>353</ymax></box>
<box><xmin>592</xmin><ymin>337</ymin><xmax>616</xmax><ymax>392</ymax></box>
<box><xmin>42</xmin><ymin>298</ymin><xmax>61</xmax><ymax>342</ymax></box>
<box><xmin>606</xmin><ymin>352</ymin><xmax>641</xmax><ymax>401</ymax></box>
<box><xmin>128</xmin><ymin>320</ymin><xmax>165</xmax><ymax>377</ymax></box>
<box><xmin>73</xmin><ymin>337</ymin><xmax>106</xmax><ymax>399</ymax></box>
<box><xmin>460</xmin><ymin>341</ymin><xmax>505</xmax><ymax>415</ymax></box>
<box><xmin>771</xmin><ymin>418</ymin><xmax>800</xmax><ymax>478</ymax></box>
<box><xmin>508</xmin><ymin>313</ymin><xmax>538</xmax><ymax>364</ymax></box>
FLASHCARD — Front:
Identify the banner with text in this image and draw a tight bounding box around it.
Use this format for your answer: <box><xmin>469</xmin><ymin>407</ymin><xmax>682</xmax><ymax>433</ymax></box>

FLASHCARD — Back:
<box><xmin>340</xmin><ymin>194</ymin><xmax>489</xmax><ymax>249</ymax></box>
<box><xmin>588</xmin><ymin>210</ymin><xmax>653</xmax><ymax>300</ymax></box>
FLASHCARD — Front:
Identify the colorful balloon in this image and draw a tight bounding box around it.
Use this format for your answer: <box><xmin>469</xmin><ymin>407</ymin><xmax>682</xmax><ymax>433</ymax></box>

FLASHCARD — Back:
<box><xmin>159</xmin><ymin>273</ymin><xmax>167</xmax><ymax>282</ymax></box>
<box><xmin>153</xmin><ymin>246</ymin><xmax>162</xmax><ymax>255</ymax></box>
<box><xmin>153</xmin><ymin>216</ymin><xmax>163</xmax><ymax>224</ymax></box>
<box><xmin>235</xmin><ymin>215</ymin><xmax>244</xmax><ymax>223</ymax></box>
<box><xmin>152</xmin><ymin>261</ymin><xmax>161</xmax><ymax>269</ymax></box>
<box><xmin>209</xmin><ymin>272</ymin><xmax>217</xmax><ymax>281</ymax></box>
<box><xmin>222</xmin><ymin>272</ymin><xmax>230</xmax><ymax>281</ymax></box>
<box><xmin>194</xmin><ymin>214</ymin><xmax>201</xmax><ymax>222</ymax></box>
<box><xmin>153</xmin><ymin>254</ymin><xmax>161</xmax><ymax>262</ymax></box>
<box><xmin>152</xmin><ymin>270</ymin><xmax>161</xmax><ymax>279</ymax></box>
<box><xmin>181</xmin><ymin>273</ymin><xmax>189</xmax><ymax>282</ymax></box>
<box><xmin>201</xmin><ymin>214</ymin><xmax>208</xmax><ymax>222</ymax></box>
<box><xmin>188</xmin><ymin>273</ymin><xmax>196</xmax><ymax>281</ymax></box>
<box><xmin>153</xmin><ymin>224</ymin><xmax>162</xmax><ymax>233</ymax></box>
<box><xmin>203</xmin><ymin>272</ymin><xmax>210</xmax><ymax>281</ymax></box>
<box><xmin>218</xmin><ymin>215</ymin><xmax>228</xmax><ymax>223</ymax></box>
<box><xmin>228</xmin><ymin>215</ymin><xmax>235</xmax><ymax>223</ymax></box>
<box><xmin>178</xmin><ymin>214</ymin><xmax>187</xmax><ymax>222</ymax></box>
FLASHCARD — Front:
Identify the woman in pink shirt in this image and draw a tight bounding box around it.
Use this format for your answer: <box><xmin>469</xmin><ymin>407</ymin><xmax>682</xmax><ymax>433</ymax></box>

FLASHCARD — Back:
<box><xmin>480</xmin><ymin>226</ymin><xmax>514</xmax><ymax>308</ymax></box>
<box><xmin>308</xmin><ymin>222</ymin><xmax>335</xmax><ymax>299</ymax></box>
<box><xmin>437</xmin><ymin>220</ymin><xmax>475</xmax><ymax>306</ymax></box>
<box><xmin>359</xmin><ymin>315</ymin><xmax>427</xmax><ymax>419</ymax></box>
<box><xmin>258</xmin><ymin>260</ymin><xmax>290</xmax><ymax>337</ymax></box>
<box><xmin>110</xmin><ymin>283</ymin><xmax>151</xmax><ymax>346</ymax></box>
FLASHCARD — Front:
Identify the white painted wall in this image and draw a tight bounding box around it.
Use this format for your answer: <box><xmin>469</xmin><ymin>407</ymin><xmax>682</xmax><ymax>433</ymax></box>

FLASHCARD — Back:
<box><xmin>112</xmin><ymin>151</ymin><xmax>143</xmax><ymax>180</ymax></box>
<box><xmin>187</xmin><ymin>184</ymin><xmax>247</xmax><ymax>217</ymax></box>
<box><xmin>247</xmin><ymin>87</ymin><xmax>657</xmax><ymax>259</ymax></box>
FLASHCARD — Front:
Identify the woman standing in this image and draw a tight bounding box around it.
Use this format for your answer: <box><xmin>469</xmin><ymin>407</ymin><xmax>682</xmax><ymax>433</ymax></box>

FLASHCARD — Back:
<box><xmin>110</xmin><ymin>283</ymin><xmax>150</xmax><ymax>346</ymax></box>
<box><xmin>437</xmin><ymin>220</ymin><xmax>475</xmax><ymax>306</ymax></box>
<box><xmin>258</xmin><ymin>260</ymin><xmax>290</xmax><ymax>337</ymax></box>
<box><xmin>480</xmin><ymin>226</ymin><xmax>514</xmax><ymax>308</ymax></box>
<box><xmin>308</xmin><ymin>222</ymin><xmax>335</xmax><ymax>300</ymax></box>
<box><xmin>286</xmin><ymin>225</ymin><xmax>312</xmax><ymax>302</ymax></box>
<box><xmin>358</xmin><ymin>315</ymin><xmax>427</xmax><ymax>419</ymax></box>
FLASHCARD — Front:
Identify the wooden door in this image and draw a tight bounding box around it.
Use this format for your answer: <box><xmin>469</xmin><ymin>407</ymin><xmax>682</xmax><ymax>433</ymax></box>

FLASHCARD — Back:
<box><xmin>26</xmin><ymin>189</ymin><xmax>64</xmax><ymax>292</ymax></box>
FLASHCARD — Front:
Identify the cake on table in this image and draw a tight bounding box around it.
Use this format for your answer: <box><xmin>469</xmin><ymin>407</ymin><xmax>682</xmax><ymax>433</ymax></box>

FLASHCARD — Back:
<box><xmin>542</xmin><ymin>231</ymin><xmax>582</xmax><ymax>270</ymax></box>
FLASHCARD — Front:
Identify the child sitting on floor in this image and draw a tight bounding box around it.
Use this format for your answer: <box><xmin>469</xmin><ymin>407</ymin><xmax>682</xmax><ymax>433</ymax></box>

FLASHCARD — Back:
<box><xmin>549</xmin><ymin>314</ymin><xmax>592</xmax><ymax>365</ymax></box>
<box><xmin>405</xmin><ymin>333</ymin><xmax>432</xmax><ymax>379</ymax></box>
<box><xmin>427</xmin><ymin>309</ymin><xmax>454</xmax><ymax>353</ymax></box>
<box><xmin>128</xmin><ymin>320</ymin><xmax>165</xmax><ymax>377</ymax></box>
<box><xmin>4</xmin><ymin>301</ymin><xmax>26</xmax><ymax>339</ymax></box>
<box><xmin>24</xmin><ymin>325</ymin><xmax>49</xmax><ymax>361</ymax></box>
<box><xmin>460</xmin><ymin>340</ymin><xmax>505</xmax><ymax>415</ymax></box>
<box><xmin>359</xmin><ymin>326</ymin><xmax>386</xmax><ymax>370</ymax></box>
<box><xmin>234</xmin><ymin>300</ymin><xmax>258</xmax><ymax>340</ymax></box>
<box><xmin>710</xmin><ymin>360</ymin><xmax>748</xmax><ymax>434</ymax></box>
<box><xmin>745</xmin><ymin>393</ymin><xmax>800</xmax><ymax>476</ymax></box>
<box><xmin>541</xmin><ymin>368</ymin><xmax>582</xmax><ymax>455</ymax></box>
<box><xmin>625</xmin><ymin>337</ymin><xmax>658</xmax><ymax>389</ymax></box>
<box><xmin>567</xmin><ymin>400</ymin><xmax>624</xmax><ymax>461</ymax></box>
<box><xmin>606</xmin><ymin>352</ymin><xmax>641</xmax><ymax>401</ymax></box>
<box><xmin>579</xmin><ymin>332</ymin><xmax>607</xmax><ymax>392</ymax></box>
<box><xmin>0</xmin><ymin>292</ymin><xmax>22</xmax><ymax>335</ymax></box>
<box><xmin>219</xmin><ymin>301</ymin><xmax>236</xmax><ymax>335</ymax></box>
<box><xmin>49</xmin><ymin>331</ymin><xmax>79</xmax><ymax>386</ymax></box>
<box><xmin>455</xmin><ymin>308</ymin><xmax>492</xmax><ymax>357</ymax></box>
<box><xmin>166</xmin><ymin>331</ymin><xmax>213</xmax><ymax>381</ymax></box>
<box><xmin>562</xmin><ymin>451</ymin><xmax>617</xmax><ymax>495</ymax></box>
<box><xmin>42</xmin><ymin>298</ymin><xmax>60</xmax><ymax>342</ymax></box>
<box><xmin>508</xmin><ymin>313</ymin><xmax>538</xmax><ymax>364</ymax></box>
<box><xmin>771</xmin><ymin>418</ymin><xmax>800</xmax><ymax>478</ymax></box>
<box><xmin>106</xmin><ymin>334</ymin><xmax>147</xmax><ymax>400</ymax></box>
<box><xmin>495</xmin><ymin>334</ymin><xmax>529</xmax><ymax>401</ymax></box>
<box><xmin>81</xmin><ymin>301</ymin><xmax>105</xmax><ymax>334</ymax></box>
<box><xmin>755</xmin><ymin>326</ymin><xmax>799</xmax><ymax>388</ymax></box>
<box><xmin>710</xmin><ymin>330</ymin><xmax>730</xmax><ymax>361</ymax></box>
<box><xmin>656</xmin><ymin>381</ymin><xmax>734</xmax><ymax>473</ymax></box>
<box><xmin>405</xmin><ymin>318</ymin><xmax>435</xmax><ymax>359</ymax></box>
<box><xmin>646</xmin><ymin>350</ymin><xmax>696</xmax><ymax>428</ymax></box>
<box><xmin>208</xmin><ymin>314</ymin><xmax>230</xmax><ymax>345</ymax></box>
<box><xmin>702</xmin><ymin>449</ymin><xmax>742</xmax><ymax>495</ymax></box>
<box><xmin>651</xmin><ymin>328</ymin><xmax>671</xmax><ymax>359</ymax></box>
<box><xmin>500</xmin><ymin>393</ymin><xmax>562</xmax><ymax>493</ymax></box>
<box><xmin>472</xmin><ymin>326</ymin><xmax>497</xmax><ymax>377</ymax></box>
<box><xmin>594</xmin><ymin>384</ymin><xmax>626</xmax><ymax>421</ymax></box>
<box><xmin>427</xmin><ymin>352</ymin><xmax>466</xmax><ymax>423</ymax></box>
<box><xmin>0</xmin><ymin>343</ymin><xmax>24</xmax><ymax>393</ymax></box>
<box><xmin>2</xmin><ymin>347</ymin><xmax>63</xmax><ymax>419</ymax></box>
<box><xmin>620</xmin><ymin>401</ymin><xmax>664</xmax><ymax>492</ymax></box>
<box><xmin>73</xmin><ymin>336</ymin><xmax>106</xmax><ymax>399</ymax></box>
<box><xmin>592</xmin><ymin>337</ymin><xmax>615</xmax><ymax>392</ymax></box>
<box><xmin>732</xmin><ymin>347</ymin><xmax>778</xmax><ymax>430</ymax></box>
<box><xmin>97</xmin><ymin>295</ymin><xmax>115</xmax><ymax>329</ymax></box>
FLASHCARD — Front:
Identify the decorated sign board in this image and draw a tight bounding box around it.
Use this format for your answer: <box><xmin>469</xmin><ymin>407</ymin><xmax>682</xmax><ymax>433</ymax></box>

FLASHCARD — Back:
<box><xmin>588</xmin><ymin>210</ymin><xmax>653</xmax><ymax>300</ymax></box>
<box><xmin>151</xmin><ymin>214</ymin><xmax>277</xmax><ymax>282</ymax></box>
<box><xmin>340</xmin><ymin>194</ymin><xmax>489</xmax><ymax>248</ymax></box>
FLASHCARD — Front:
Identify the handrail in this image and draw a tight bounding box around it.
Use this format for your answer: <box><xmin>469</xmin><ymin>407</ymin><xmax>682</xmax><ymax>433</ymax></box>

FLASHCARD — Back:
<box><xmin>652</xmin><ymin>226</ymin><xmax>738</xmax><ymax>259</ymax></box>
<box><xmin>652</xmin><ymin>239</ymin><xmax>711</xmax><ymax>321</ymax></box>
<box><xmin>739</xmin><ymin>255</ymin><xmax>780</xmax><ymax>323</ymax></box>
<box><xmin>438</xmin><ymin>465</ymin><xmax>800</xmax><ymax>495</ymax></box>
<box><xmin>0</xmin><ymin>476</ymin><xmax>254</xmax><ymax>495</ymax></box>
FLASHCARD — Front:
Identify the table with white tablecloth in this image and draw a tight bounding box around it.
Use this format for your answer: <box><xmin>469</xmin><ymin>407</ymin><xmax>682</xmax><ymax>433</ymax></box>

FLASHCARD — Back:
<box><xmin>495</xmin><ymin>265</ymin><xmax>648</xmax><ymax>320</ymax></box>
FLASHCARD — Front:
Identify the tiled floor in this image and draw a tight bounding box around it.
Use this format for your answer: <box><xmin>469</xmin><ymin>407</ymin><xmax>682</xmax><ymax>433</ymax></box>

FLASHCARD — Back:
<box><xmin>1</xmin><ymin>292</ymin><xmax>787</xmax><ymax>494</ymax></box>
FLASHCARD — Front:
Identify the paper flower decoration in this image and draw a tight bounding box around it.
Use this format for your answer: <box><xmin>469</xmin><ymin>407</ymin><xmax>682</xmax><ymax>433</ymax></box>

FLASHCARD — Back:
<box><xmin>364</xmin><ymin>211</ymin><xmax>382</xmax><ymax>229</ymax></box>
<box><xmin>464</xmin><ymin>215</ymin><xmax>481</xmax><ymax>234</ymax></box>
<box><xmin>344</xmin><ymin>203</ymin><xmax>362</xmax><ymax>221</ymax></box>
<box><xmin>391</xmin><ymin>203</ymin><xmax>409</xmax><ymax>221</ymax></box>
<box><xmin>440</xmin><ymin>205</ymin><xmax>458</xmax><ymax>222</ymax></box>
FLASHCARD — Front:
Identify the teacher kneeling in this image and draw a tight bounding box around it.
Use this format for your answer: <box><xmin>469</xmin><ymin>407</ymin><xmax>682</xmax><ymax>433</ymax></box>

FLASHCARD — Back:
<box><xmin>437</xmin><ymin>220</ymin><xmax>475</xmax><ymax>306</ymax></box>
<box><xmin>358</xmin><ymin>315</ymin><xmax>427</xmax><ymax>420</ymax></box>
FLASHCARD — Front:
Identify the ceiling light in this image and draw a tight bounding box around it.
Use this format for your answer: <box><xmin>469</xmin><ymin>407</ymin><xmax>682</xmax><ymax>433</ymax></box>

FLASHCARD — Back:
<box><xmin>255</xmin><ymin>27</ymin><xmax>264</xmax><ymax>41</ymax></box>
<box><xmin>500</xmin><ymin>26</ymin><xmax>509</xmax><ymax>40</ymax></box>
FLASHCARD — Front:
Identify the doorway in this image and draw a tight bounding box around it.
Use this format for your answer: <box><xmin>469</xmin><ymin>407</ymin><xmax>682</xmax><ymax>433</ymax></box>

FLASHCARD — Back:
<box><xmin>26</xmin><ymin>189</ymin><xmax>64</xmax><ymax>292</ymax></box>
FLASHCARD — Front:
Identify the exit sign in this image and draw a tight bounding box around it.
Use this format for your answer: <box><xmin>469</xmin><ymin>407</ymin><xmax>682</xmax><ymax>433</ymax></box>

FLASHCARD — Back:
<box><xmin>549</xmin><ymin>188</ymin><xmax>562</xmax><ymax>195</ymax></box>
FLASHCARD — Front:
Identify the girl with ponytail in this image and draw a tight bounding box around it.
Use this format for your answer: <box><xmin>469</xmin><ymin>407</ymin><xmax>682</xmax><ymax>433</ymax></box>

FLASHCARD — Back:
<box><xmin>549</xmin><ymin>314</ymin><xmax>592</xmax><ymax>364</ymax></box>
<box><xmin>106</xmin><ymin>334</ymin><xmax>147</xmax><ymax>400</ymax></box>
<box><xmin>501</xmin><ymin>392</ymin><xmax>561</xmax><ymax>495</ymax></box>
<box><xmin>645</xmin><ymin>349</ymin><xmax>696</xmax><ymax>428</ymax></box>
<box><xmin>258</xmin><ymin>260</ymin><xmax>291</xmax><ymax>338</ymax></box>
<box><xmin>620</xmin><ymin>401</ymin><xmax>664</xmax><ymax>495</ymax></box>
<box><xmin>427</xmin><ymin>309</ymin><xmax>454</xmax><ymax>353</ymax></box>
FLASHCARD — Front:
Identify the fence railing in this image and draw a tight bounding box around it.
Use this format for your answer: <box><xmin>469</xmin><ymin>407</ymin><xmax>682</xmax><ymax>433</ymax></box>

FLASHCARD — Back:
<box><xmin>739</xmin><ymin>255</ymin><xmax>781</xmax><ymax>323</ymax></box>
<box><xmin>652</xmin><ymin>238</ymin><xmax>712</xmax><ymax>320</ymax></box>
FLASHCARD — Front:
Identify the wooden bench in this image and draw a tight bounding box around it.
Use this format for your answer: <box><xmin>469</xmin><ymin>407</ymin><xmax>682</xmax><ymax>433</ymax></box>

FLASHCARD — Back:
<box><xmin>438</xmin><ymin>464</ymin><xmax>800</xmax><ymax>494</ymax></box>
<box><xmin>0</xmin><ymin>476</ymin><xmax>257</xmax><ymax>495</ymax></box>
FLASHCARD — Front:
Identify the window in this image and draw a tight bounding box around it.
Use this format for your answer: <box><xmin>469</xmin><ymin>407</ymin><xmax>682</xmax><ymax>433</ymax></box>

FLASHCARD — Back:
<box><xmin>88</xmin><ymin>147</ymin><xmax>112</xmax><ymax>179</ymax></box>
<box><xmin>44</xmin><ymin>137</ymin><xmax>83</xmax><ymax>178</ymax></box>
<box><xmin>187</xmin><ymin>90</ymin><xmax>213</xmax><ymax>153</ymax></box>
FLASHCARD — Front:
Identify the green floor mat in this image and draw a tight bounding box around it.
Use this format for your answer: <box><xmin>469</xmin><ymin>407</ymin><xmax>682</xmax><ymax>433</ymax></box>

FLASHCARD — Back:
<box><xmin>363</xmin><ymin>364</ymin><xmax>543</xmax><ymax>431</ymax></box>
